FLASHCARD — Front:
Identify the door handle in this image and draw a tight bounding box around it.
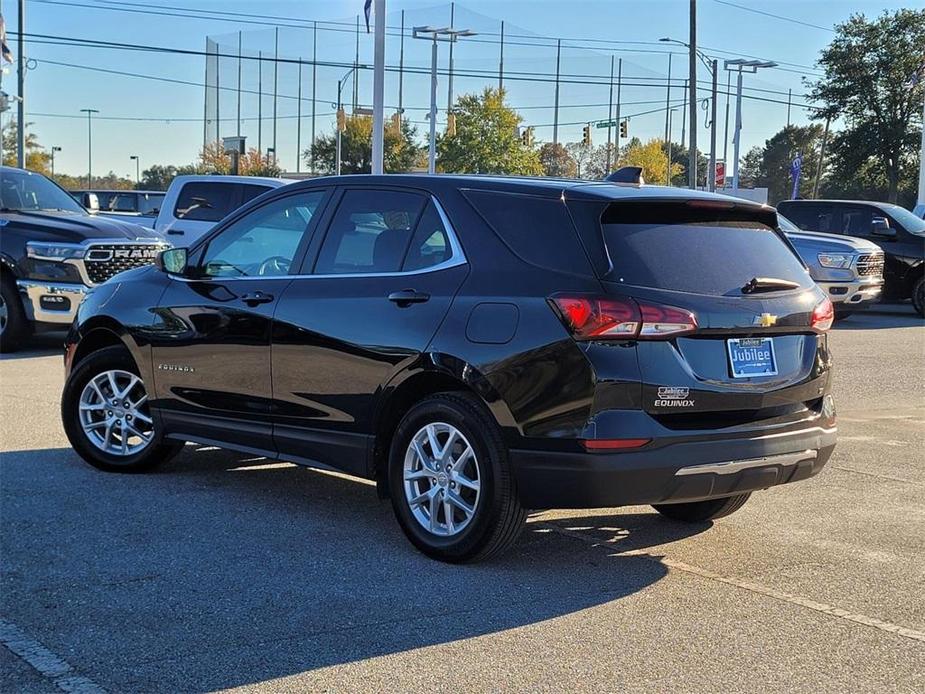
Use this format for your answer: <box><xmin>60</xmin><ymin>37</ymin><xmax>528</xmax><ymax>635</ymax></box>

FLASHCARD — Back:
<box><xmin>388</xmin><ymin>289</ymin><xmax>430</xmax><ymax>306</ymax></box>
<box><xmin>240</xmin><ymin>291</ymin><xmax>274</xmax><ymax>306</ymax></box>
<box><xmin>166</xmin><ymin>228</ymin><xmax>185</xmax><ymax>235</ymax></box>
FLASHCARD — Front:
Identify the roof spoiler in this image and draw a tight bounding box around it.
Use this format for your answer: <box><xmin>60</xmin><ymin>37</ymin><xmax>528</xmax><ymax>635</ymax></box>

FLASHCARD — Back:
<box><xmin>604</xmin><ymin>166</ymin><xmax>644</xmax><ymax>185</ymax></box>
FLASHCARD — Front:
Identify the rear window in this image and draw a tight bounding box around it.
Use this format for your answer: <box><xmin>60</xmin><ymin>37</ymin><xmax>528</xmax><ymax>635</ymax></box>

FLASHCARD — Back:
<box><xmin>462</xmin><ymin>189</ymin><xmax>592</xmax><ymax>275</ymax></box>
<box><xmin>601</xmin><ymin>203</ymin><xmax>810</xmax><ymax>296</ymax></box>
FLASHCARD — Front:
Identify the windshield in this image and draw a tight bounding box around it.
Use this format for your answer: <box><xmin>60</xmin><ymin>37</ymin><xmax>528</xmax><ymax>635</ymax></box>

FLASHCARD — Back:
<box><xmin>0</xmin><ymin>168</ymin><xmax>86</xmax><ymax>214</ymax></box>
<box><xmin>883</xmin><ymin>204</ymin><xmax>925</xmax><ymax>236</ymax></box>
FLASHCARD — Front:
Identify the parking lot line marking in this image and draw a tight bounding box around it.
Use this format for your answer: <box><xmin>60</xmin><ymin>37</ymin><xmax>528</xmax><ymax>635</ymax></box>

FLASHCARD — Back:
<box><xmin>0</xmin><ymin>619</ymin><xmax>106</xmax><ymax>694</ymax></box>
<box><xmin>538</xmin><ymin>522</ymin><xmax>925</xmax><ymax>644</ymax></box>
<box><xmin>830</xmin><ymin>465</ymin><xmax>919</xmax><ymax>485</ymax></box>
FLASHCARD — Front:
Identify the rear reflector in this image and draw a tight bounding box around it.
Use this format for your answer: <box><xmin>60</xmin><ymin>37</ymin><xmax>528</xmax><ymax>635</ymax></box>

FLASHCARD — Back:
<box><xmin>550</xmin><ymin>293</ymin><xmax>697</xmax><ymax>341</ymax></box>
<box><xmin>811</xmin><ymin>297</ymin><xmax>834</xmax><ymax>332</ymax></box>
<box><xmin>582</xmin><ymin>438</ymin><xmax>651</xmax><ymax>451</ymax></box>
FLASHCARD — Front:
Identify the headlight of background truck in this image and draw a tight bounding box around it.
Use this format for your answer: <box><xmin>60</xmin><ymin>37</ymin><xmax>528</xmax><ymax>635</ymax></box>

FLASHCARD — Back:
<box><xmin>25</xmin><ymin>242</ymin><xmax>86</xmax><ymax>261</ymax></box>
<box><xmin>816</xmin><ymin>253</ymin><xmax>853</xmax><ymax>269</ymax></box>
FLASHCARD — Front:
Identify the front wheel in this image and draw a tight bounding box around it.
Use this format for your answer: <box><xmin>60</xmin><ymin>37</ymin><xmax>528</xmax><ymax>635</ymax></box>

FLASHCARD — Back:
<box><xmin>62</xmin><ymin>345</ymin><xmax>183</xmax><ymax>472</ymax></box>
<box><xmin>912</xmin><ymin>276</ymin><xmax>924</xmax><ymax>318</ymax></box>
<box><xmin>652</xmin><ymin>493</ymin><xmax>751</xmax><ymax>522</ymax></box>
<box><xmin>388</xmin><ymin>393</ymin><xmax>526</xmax><ymax>563</ymax></box>
<box><xmin>0</xmin><ymin>278</ymin><xmax>32</xmax><ymax>353</ymax></box>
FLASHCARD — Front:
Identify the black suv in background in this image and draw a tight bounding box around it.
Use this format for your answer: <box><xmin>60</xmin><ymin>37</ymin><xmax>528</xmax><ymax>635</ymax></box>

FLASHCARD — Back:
<box><xmin>61</xmin><ymin>175</ymin><xmax>837</xmax><ymax>562</ymax></box>
<box><xmin>777</xmin><ymin>199</ymin><xmax>925</xmax><ymax>316</ymax></box>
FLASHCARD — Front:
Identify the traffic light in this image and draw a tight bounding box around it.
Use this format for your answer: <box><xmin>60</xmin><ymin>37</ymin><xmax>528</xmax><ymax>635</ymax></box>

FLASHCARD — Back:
<box><xmin>582</xmin><ymin>124</ymin><xmax>592</xmax><ymax>146</ymax></box>
<box><xmin>619</xmin><ymin>119</ymin><xmax>628</xmax><ymax>138</ymax></box>
<box><xmin>447</xmin><ymin>112</ymin><xmax>457</xmax><ymax>137</ymax></box>
<box><xmin>521</xmin><ymin>126</ymin><xmax>534</xmax><ymax>147</ymax></box>
<box><xmin>390</xmin><ymin>111</ymin><xmax>401</xmax><ymax>135</ymax></box>
<box><xmin>336</xmin><ymin>107</ymin><xmax>346</xmax><ymax>133</ymax></box>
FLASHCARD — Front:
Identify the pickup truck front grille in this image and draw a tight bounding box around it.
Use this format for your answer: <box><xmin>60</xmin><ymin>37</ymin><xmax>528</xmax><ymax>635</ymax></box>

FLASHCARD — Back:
<box><xmin>82</xmin><ymin>243</ymin><xmax>167</xmax><ymax>285</ymax></box>
<box><xmin>855</xmin><ymin>253</ymin><xmax>885</xmax><ymax>278</ymax></box>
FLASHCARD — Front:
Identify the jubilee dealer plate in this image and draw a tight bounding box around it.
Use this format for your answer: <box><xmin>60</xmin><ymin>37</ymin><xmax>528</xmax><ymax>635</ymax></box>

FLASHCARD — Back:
<box><xmin>727</xmin><ymin>337</ymin><xmax>778</xmax><ymax>378</ymax></box>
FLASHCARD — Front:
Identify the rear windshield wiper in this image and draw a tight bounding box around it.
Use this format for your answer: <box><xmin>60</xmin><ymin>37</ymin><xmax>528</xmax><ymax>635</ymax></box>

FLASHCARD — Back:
<box><xmin>741</xmin><ymin>276</ymin><xmax>801</xmax><ymax>294</ymax></box>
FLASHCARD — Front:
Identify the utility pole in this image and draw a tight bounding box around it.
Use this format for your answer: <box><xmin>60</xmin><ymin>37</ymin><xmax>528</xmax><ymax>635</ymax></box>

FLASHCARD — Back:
<box><xmin>606</xmin><ymin>55</ymin><xmax>614</xmax><ymax>173</ymax></box>
<box><xmin>722</xmin><ymin>70</ymin><xmax>731</xmax><ymax>180</ymax></box>
<box><xmin>688</xmin><ymin>0</ymin><xmax>697</xmax><ymax>189</ymax></box>
<box><xmin>812</xmin><ymin>117</ymin><xmax>830</xmax><ymax>199</ymax></box>
<box><xmin>371</xmin><ymin>0</ymin><xmax>386</xmax><ymax>175</ymax></box>
<box><xmin>236</xmin><ymin>31</ymin><xmax>242</xmax><ymax>136</ymax></box>
<box><xmin>257</xmin><ymin>50</ymin><xmax>262</xmax><ymax>153</ymax></box>
<box><xmin>447</xmin><ymin>2</ymin><xmax>455</xmax><ymax>113</ymax></box>
<box><xmin>311</xmin><ymin>22</ymin><xmax>317</xmax><ymax>173</ymax></box>
<box><xmin>614</xmin><ymin>58</ymin><xmax>623</xmax><ymax>170</ymax></box>
<box><xmin>498</xmin><ymin>21</ymin><xmax>504</xmax><ymax>91</ymax></box>
<box><xmin>16</xmin><ymin>0</ymin><xmax>24</xmax><ymax>168</ymax></box>
<box><xmin>709</xmin><ymin>59</ymin><xmax>718</xmax><ymax>192</ymax></box>
<box><xmin>272</xmin><ymin>27</ymin><xmax>278</xmax><ymax>153</ymax></box>
<box><xmin>553</xmin><ymin>38</ymin><xmax>561</xmax><ymax>145</ymax></box>
<box><xmin>80</xmin><ymin>108</ymin><xmax>99</xmax><ymax>188</ymax></box>
<box><xmin>725</xmin><ymin>58</ymin><xmax>777</xmax><ymax>193</ymax></box>
<box><xmin>296</xmin><ymin>57</ymin><xmax>302</xmax><ymax>172</ymax></box>
<box><xmin>664</xmin><ymin>54</ymin><xmax>672</xmax><ymax>146</ymax></box>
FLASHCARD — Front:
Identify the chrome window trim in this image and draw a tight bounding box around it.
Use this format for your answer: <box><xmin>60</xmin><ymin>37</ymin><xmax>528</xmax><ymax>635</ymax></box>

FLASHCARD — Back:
<box><xmin>180</xmin><ymin>194</ymin><xmax>467</xmax><ymax>282</ymax></box>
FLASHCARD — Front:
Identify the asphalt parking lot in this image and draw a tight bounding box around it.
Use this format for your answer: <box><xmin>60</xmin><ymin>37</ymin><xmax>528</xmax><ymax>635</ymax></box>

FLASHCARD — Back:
<box><xmin>1</xmin><ymin>305</ymin><xmax>923</xmax><ymax>693</ymax></box>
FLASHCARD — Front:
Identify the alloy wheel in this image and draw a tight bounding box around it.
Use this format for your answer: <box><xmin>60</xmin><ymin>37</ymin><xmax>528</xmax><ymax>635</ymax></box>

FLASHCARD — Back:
<box><xmin>403</xmin><ymin>422</ymin><xmax>481</xmax><ymax>537</ymax></box>
<box><xmin>0</xmin><ymin>293</ymin><xmax>7</xmax><ymax>335</ymax></box>
<box><xmin>78</xmin><ymin>369</ymin><xmax>154</xmax><ymax>456</ymax></box>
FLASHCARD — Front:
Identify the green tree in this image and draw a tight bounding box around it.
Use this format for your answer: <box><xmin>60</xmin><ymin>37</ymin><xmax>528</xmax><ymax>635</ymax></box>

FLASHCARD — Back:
<box><xmin>307</xmin><ymin>116</ymin><xmax>420</xmax><ymax>174</ymax></box>
<box><xmin>437</xmin><ymin>88</ymin><xmax>542</xmax><ymax>175</ymax></box>
<box><xmin>821</xmin><ymin>131</ymin><xmax>918</xmax><ymax>207</ymax></box>
<box><xmin>2</xmin><ymin>120</ymin><xmax>52</xmax><ymax>174</ymax></box>
<box><xmin>807</xmin><ymin>9</ymin><xmax>925</xmax><ymax>202</ymax></box>
<box><xmin>140</xmin><ymin>164</ymin><xmax>180</xmax><ymax>190</ymax></box>
<box><xmin>538</xmin><ymin>142</ymin><xmax>577</xmax><ymax>178</ymax></box>
<box><xmin>620</xmin><ymin>139</ymin><xmax>681</xmax><ymax>185</ymax></box>
<box><xmin>736</xmin><ymin>125</ymin><xmax>825</xmax><ymax>203</ymax></box>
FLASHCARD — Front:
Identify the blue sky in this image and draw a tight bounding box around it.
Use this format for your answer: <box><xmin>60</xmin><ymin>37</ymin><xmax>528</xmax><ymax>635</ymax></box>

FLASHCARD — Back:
<box><xmin>1</xmin><ymin>0</ymin><xmax>918</xmax><ymax>180</ymax></box>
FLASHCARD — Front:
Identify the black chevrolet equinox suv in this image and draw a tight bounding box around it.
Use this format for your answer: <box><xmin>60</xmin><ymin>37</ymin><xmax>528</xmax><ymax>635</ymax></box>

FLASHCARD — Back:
<box><xmin>62</xmin><ymin>174</ymin><xmax>837</xmax><ymax>562</ymax></box>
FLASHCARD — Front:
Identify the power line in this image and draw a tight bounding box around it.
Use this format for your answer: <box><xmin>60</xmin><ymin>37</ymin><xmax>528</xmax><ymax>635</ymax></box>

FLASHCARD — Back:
<box><xmin>712</xmin><ymin>0</ymin><xmax>835</xmax><ymax>33</ymax></box>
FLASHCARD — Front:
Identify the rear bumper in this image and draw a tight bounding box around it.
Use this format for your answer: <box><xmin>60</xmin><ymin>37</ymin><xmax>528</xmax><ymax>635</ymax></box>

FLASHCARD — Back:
<box><xmin>510</xmin><ymin>423</ymin><xmax>836</xmax><ymax>509</ymax></box>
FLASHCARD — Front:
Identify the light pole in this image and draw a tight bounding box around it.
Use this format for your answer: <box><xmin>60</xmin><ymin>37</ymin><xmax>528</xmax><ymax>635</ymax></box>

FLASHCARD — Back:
<box><xmin>724</xmin><ymin>59</ymin><xmax>777</xmax><ymax>193</ymax></box>
<box><xmin>413</xmin><ymin>25</ymin><xmax>476</xmax><ymax>175</ymax></box>
<box><xmin>666</xmin><ymin>108</ymin><xmax>678</xmax><ymax>186</ymax></box>
<box><xmin>660</xmin><ymin>37</ymin><xmax>718</xmax><ymax>190</ymax></box>
<box><xmin>80</xmin><ymin>109</ymin><xmax>99</xmax><ymax>188</ymax></box>
<box><xmin>334</xmin><ymin>65</ymin><xmax>359</xmax><ymax>176</ymax></box>
<box><xmin>129</xmin><ymin>155</ymin><xmax>139</xmax><ymax>184</ymax></box>
<box><xmin>51</xmin><ymin>146</ymin><xmax>62</xmax><ymax>178</ymax></box>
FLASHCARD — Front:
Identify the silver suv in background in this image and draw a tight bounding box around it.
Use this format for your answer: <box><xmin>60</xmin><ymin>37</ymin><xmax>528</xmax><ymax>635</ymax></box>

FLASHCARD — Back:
<box><xmin>779</xmin><ymin>214</ymin><xmax>884</xmax><ymax>317</ymax></box>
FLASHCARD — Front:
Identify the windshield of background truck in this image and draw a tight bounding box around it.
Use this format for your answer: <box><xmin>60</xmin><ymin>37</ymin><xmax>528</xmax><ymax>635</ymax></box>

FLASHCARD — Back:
<box><xmin>0</xmin><ymin>169</ymin><xmax>86</xmax><ymax>214</ymax></box>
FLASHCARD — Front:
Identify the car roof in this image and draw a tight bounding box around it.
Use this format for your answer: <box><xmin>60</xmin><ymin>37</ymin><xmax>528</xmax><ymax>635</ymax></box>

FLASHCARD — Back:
<box><xmin>170</xmin><ymin>174</ymin><xmax>291</xmax><ymax>186</ymax></box>
<box><xmin>289</xmin><ymin>173</ymin><xmax>769</xmax><ymax>208</ymax></box>
<box><xmin>779</xmin><ymin>199</ymin><xmax>902</xmax><ymax>212</ymax></box>
<box><xmin>73</xmin><ymin>189</ymin><xmax>165</xmax><ymax>194</ymax></box>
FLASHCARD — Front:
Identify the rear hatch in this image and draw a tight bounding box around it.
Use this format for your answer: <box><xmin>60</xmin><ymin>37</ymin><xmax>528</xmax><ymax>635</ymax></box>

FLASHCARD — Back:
<box><xmin>562</xmin><ymin>198</ymin><xmax>833</xmax><ymax>429</ymax></box>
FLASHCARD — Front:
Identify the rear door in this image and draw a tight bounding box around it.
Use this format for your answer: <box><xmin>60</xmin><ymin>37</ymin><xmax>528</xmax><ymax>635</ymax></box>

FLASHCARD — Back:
<box><xmin>165</xmin><ymin>181</ymin><xmax>273</xmax><ymax>244</ymax></box>
<box><xmin>591</xmin><ymin>200</ymin><xmax>827</xmax><ymax>422</ymax></box>
<box><xmin>271</xmin><ymin>186</ymin><xmax>468</xmax><ymax>475</ymax></box>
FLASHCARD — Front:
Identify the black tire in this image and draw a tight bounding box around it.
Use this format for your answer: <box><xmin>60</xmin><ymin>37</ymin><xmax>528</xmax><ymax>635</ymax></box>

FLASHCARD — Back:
<box><xmin>834</xmin><ymin>308</ymin><xmax>854</xmax><ymax>320</ymax></box>
<box><xmin>61</xmin><ymin>345</ymin><xmax>183</xmax><ymax>473</ymax></box>
<box><xmin>652</xmin><ymin>493</ymin><xmax>752</xmax><ymax>522</ymax></box>
<box><xmin>912</xmin><ymin>276</ymin><xmax>925</xmax><ymax>318</ymax></box>
<box><xmin>0</xmin><ymin>277</ymin><xmax>32</xmax><ymax>353</ymax></box>
<box><xmin>388</xmin><ymin>392</ymin><xmax>526</xmax><ymax>563</ymax></box>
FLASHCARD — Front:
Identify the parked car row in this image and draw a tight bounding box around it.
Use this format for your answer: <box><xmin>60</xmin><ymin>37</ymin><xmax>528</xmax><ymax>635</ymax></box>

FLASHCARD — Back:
<box><xmin>1</xmin><ymin>163</ymin><xmax>919</xmax><ymax>561</ymax></box>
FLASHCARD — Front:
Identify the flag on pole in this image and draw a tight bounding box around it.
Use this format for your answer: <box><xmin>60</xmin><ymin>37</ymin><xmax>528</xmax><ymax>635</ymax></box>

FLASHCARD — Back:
<box><xmin>364</xmin><ymin>0</ymin><xmax>372</xmax><ymax>34</ymax></box>
<box><xmin>906</xmin><ymin>57</ymin><xmax>925</xmax><ymax>87</ymax></box>
<box><xmin>790</xmin><ymin>153</ymin><xmax>803</xmax><ymax>200</ymax></box>
<box><xmin>0</xmin><ymin>15</ymin><xmax>14</xmax><ymax>64</ymax></box>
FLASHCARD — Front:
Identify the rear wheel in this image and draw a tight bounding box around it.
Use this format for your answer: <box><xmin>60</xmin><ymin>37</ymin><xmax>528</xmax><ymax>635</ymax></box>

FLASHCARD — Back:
<box><xmin>0</xmin><ymin>278</ymin><xmax>32</xmax><ymax>353</ymax></box>
<box><xmin>652</xmin><ymin>493</ymin><xmax>751</xmax><ymax>522</ymax></box>
<box><xmin>388</xmin><ymin>393</ymin><xmax>526</xmax><ymax>563</ymax></box>
<box><xmin>62</xmin><ymin>346</ymin><xmax>183</xmax><ymax>472</ymax></box>
<box><xmin>834</xmin><ymin>308</ymin><xmax>854</xmax><ymax>320</ymax></box>
<box><xmin>912</xmin><ymin>276</ymin><xmax>924</xmax><ymax>318</ymax></box>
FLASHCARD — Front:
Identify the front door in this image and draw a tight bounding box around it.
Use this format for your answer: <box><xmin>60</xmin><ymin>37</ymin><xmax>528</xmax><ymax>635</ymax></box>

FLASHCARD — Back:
<box><xmin>150</xmin><ymin>188</ymin><xmax>329</xmax><ymax>453</ymax></box>
<box><xmin>271</xmin><ymin>187</ymin><xmax>468</xmax><ymax>476</ymax></box>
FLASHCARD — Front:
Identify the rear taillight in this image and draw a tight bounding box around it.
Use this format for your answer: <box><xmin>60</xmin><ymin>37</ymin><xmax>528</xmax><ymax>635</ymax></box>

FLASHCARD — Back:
<box><xmin>550</xmin><ymin>294</ymin><xmax>697</xmax><ymax>341</ymax></box>
<box><xmin>811</xmin><ymin>297</ymin><xmax>834</xmax><ymax>332</ymax></box>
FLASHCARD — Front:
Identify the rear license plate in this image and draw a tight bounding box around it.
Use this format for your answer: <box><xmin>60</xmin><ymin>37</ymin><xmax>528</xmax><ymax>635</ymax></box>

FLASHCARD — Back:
<box><xmin>727</xmin><ymin>337</ymin><xmax>777</xmax><ymax>378</ymax></box>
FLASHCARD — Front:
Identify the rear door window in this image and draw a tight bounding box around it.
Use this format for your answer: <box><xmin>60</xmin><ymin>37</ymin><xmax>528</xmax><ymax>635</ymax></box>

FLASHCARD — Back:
<box><xmin>600</xmin><ymin>203</ymin><xmax>811</xmax><ymax>296</ymax></box>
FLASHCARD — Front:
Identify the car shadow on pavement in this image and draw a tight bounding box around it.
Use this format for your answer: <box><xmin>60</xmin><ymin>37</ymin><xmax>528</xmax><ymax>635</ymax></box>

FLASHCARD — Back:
<box><xmin>833</xmin><ymin>307</ymin><xmax>923</xmax><ymax>331</ymax></box>
<box><xmin>0</xmin><ymin>444</ymin><xmax>710</xmax><ymax>692</ymax></box>
<box><xmin>0</xmin><ymin>332</ymin><xmax>65</xmax><ymax>360</ymax></box>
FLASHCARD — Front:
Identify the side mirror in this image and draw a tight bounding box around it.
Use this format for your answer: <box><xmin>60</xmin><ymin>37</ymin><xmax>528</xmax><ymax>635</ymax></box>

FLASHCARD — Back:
<box><xmin>85</xmin><ymin>193</ymin><xmax>100</xmax><ymax>213</ymax></box>
<box><xmin>155</xmin><ymin>247</ymin><xmax>188</xmax><ymax>275</ymax></box>
<box><xmin>871</xmin><ymin>216</ymin><xmax>896</xmax><ymax>238</ymax></box>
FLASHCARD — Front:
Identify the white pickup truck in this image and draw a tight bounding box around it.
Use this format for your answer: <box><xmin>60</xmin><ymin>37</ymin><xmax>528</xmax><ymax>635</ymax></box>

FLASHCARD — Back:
<box><xmin>152</xmin><ymin>175</ymin><xmax>293</xmax><ymax>244</ymax></box>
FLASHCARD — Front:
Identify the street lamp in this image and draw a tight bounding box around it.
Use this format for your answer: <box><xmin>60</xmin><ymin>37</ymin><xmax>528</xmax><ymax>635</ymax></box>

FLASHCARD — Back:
<box><xmin>80</xmin><ymin>108</ymin><xmax>99</xmax><ymax>188</ymax></box>
<box><xmin>51</xmin><ymin>146</ymin><xmax>62</xmax><ymax>178</ymax></box>
<box><xmin>129</xmin><ymin>155</ymin><xmax>139</xmax><ymax>184</ymax></box>
<box><xmin>660</xmin><ymin>37</ymin><xmax>719</xmax><ymax>191</ymax></box>
<box><xmin>413</xmin><ymin>25</ymin><xmax>477</xmax><ymax>174</ymax></box>
<box><xmin>724</xmin><ymin>59</ymin><xmax>778</xmax><ymax>193</ymax></box>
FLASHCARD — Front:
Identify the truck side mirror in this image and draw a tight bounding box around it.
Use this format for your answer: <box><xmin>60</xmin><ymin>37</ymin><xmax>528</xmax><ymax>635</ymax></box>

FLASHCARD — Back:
<box><xmin>155</xmin><ymin>247</ymin><xmax>188</xmax><ymax>275</ymax></box>
<box><xmin>871</xmin><ymin>216</ymin><xmax>895</xmax><ymax>239</ymax></box>
<box><xmin>85</xmin><ymin>193</ymin><xmax>100</xmax><ymax>213</ymax></box>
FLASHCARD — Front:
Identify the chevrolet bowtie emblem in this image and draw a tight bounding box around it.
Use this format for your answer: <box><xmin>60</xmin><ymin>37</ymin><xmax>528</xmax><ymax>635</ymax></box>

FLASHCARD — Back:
<box><xmin>755</xmin><ymin>313</ymin><xmax>778</xmax><ymax>327</ymax></box>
